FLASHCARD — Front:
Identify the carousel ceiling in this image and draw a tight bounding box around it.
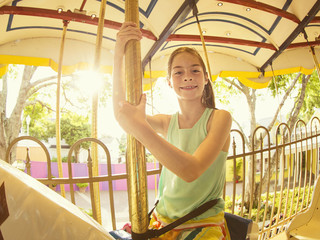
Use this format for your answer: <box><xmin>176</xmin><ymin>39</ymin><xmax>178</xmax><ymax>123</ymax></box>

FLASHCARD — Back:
<box><xmin>1</xmin><ymin>0</ymin><xmax>320</xmax><ymax>88</ymax></box>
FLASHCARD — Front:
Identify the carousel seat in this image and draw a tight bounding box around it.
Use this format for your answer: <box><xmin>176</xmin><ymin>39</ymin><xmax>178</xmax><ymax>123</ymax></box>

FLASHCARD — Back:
<box><xmin>285</xmin><ymin>175</ymin><xmax>320</xmax><ymax>239</ymax></box>
<box><xmin>271</xmin><ymin>176</ymin><xmax>320</xmax><ymax>240</ymax></box>
<box><xmin>225</xmin><ymin>212</ymin><xmax>259</xmax><ymax>240</ymax></box>
<box><xmin>0</xmin><ymin>160</ymin><xmax>114</xmax><ymax>240</ymax></box>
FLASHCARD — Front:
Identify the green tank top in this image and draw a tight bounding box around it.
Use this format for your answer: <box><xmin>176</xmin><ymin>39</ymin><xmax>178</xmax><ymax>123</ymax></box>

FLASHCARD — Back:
<box><xmin>156</xmin><ymin>108</ymin><xmax>227</xmax><ymax>220</ymax></box>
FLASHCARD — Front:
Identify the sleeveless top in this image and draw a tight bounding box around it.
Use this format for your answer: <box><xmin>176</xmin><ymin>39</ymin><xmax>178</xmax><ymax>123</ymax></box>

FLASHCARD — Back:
<box><xmin>155</xmin><ymin>108</ymin><xmax>227</xmax><ymax>220</ymax></box>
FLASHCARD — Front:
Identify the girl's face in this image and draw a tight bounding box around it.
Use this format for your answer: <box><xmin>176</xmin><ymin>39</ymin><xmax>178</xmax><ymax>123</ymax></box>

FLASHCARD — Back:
<box><xmin>168</xmin><ymin>52</ymin><xmax>208</xmax><ymax>102</ymax></box>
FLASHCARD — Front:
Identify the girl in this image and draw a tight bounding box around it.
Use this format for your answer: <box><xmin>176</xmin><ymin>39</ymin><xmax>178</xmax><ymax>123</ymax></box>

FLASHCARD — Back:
<box><xmin>113</xmin><ymin>22</ymin><xmax>232</xmax><ymax>240</ymax></box>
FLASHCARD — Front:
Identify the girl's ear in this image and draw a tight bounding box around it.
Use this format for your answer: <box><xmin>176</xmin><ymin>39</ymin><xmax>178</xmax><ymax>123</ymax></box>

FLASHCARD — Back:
<box><xmin>205</xmin><ymin>72</ymin><xmax>209</xmax><ymax>84</ymax></box>
<box><xmin>167</xmin><ymin>77</ymin><xmax>173</xmax><ymax>88</ymax></box>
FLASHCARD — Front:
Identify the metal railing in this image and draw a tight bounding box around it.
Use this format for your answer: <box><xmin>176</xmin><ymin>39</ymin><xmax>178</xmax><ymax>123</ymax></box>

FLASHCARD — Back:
<box><xmin>5</xmin><ymin>117</ymin><xmax>320</xmax><ymax>239</ymax></box>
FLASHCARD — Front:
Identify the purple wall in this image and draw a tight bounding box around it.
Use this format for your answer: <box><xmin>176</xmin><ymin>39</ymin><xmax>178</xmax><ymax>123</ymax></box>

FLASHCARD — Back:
<box><xmin>28</xmin><ymin>161</ymin><xmax>160</xmax><ymax>192</ymax></box>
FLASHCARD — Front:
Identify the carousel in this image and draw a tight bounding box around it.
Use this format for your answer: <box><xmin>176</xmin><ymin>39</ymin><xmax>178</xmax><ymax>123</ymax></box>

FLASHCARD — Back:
<box><xmin>1</xmin><ymin>0</ymin><xmax>320</xmax><ymax>239</ymax></box>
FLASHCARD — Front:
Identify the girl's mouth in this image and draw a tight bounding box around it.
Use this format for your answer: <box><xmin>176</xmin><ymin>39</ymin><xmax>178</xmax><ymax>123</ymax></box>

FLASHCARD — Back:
<box><xmin>180</xmin><ymin>85</ymin><xmax>197</xmax><ymax>90</ymax></box>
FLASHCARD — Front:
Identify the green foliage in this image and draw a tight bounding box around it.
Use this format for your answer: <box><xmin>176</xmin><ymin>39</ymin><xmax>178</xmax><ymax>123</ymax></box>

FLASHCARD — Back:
<box><xmin>267</xmin><ymin>73</ymin><xmax>298</xmax><ymax>97</ymax></box>
<box><xmin>22</xmin><ymin>69</ymin><xmax>113</xmax><ymax>145</ymax></box>
<box><xmin>229</xmin><ymin>158</ymin><xmax>243</xmax><ymax>178</ymax></box>
<box><xmin>78</xmin><ymin>207</ymin><xmax>93</xmax><ymax>218</ymax></box>
<box><xmin>26</xmin><ymin>109</ymin><xmax>91</xmax><ymax>149</ymax></box>
<box><xmin>51</xmin><ymin>156</ymin><xmax>76</xmax><ymax>163</ymax></box>
<box><xmin>299</xmin><ymin>71</ymin><xmax>320</xmax><ymax>121</ymax></box>
<box><xmin>225</xmin><ymin>185</ymin><xmax>314</xmax><ymax>223</ymax></box>
<box><xmin>76</xmin><ymin>182</ymin><xmax>89</xmax><ymax>188</ymax></box>
<box><xmin>146</xmin><ymin>151</ymin><xmax>156</xmax><ymax>163</ymax></box>
<box><xmin>50</xmin><ymin>176</ymin><xmax>57</xmax><ymax>187</ymax></box>
<box><xmin>60</xmin><ymin>112</ymin><xmax>91</xmax><ymax>149</ymax></box>
<box><xmin>23</xmin><ymin>93</ymin><xmax>54</xmax><ymax>141</ymax></box>
<box><xmin>212</xmin><ymin>78</ymin><xmax>241</xmax><ymax>106</ymax></box>
<box><xmin>7</xmin><ymin>64</ymin><xmax>20</xmax><ymax>80</ymax></box>
<box><xmin>268</xmin><ymin>71</ymin><xmax>320</xmax><ymax>122</ymax></box>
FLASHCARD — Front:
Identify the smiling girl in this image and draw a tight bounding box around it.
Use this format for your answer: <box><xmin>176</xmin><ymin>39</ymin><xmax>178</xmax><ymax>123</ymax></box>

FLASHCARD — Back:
<box><xmin>113</xmin><ymin>22</ymin><xmax>232</xmax><ymax>240</ymax></box>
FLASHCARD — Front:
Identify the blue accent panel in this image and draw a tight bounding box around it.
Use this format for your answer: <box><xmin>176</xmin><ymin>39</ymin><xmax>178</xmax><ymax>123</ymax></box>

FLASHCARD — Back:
<box><xmin>307</xmin><ymin>24</ymin><xmax>320</xmax><ymax>27</ymax></box>
<box><xmin>5</xmin><ymin>0</ymin><xmax>158</xmax><ymax>42</ymax></box>
<box><xmin>268</xmin><ymin>0</ymin><xmax>293</xmax><ymax>34</ymax></box>
<box><xmin>183</xmin><ymin>12</ymin><xmax>269</xmax><ymax>34</ymax></box>
<box><xmin>12</xmin><ymin>0</ymin><xmax>21</xmax><ymax>6</ymax></box>
<box><xmin>164</xmin><ymin>18</ymin><xmax>266</xmax><ymax>56</ymax></box>
<box><xmin>162</xmin><ymin>0</ymin><xmax>295</xmax><ymax>56</ymax></box>
<box><xmin>7</xmin><ymin>25</ymin><xmax>115</xmax><ymax>42</ymax></box>
<box><xmin>163</xmin><ymin>43</ymin><xmax>254</xmax><ymax>55</ymax></box>
<box><xmin>174</xmin><ymin>19</ymin><xmax>267</xmax><ymax>41</ymax></box>
<box><xmin>144</xmin><ymin>0</ymin><xmax>158</xmax><ymax>17</ymax></box>
<box><xmin>6</xmin><ymin>12</ymin><xmax>14</xmax><ymax>32</ymax></box>
<box><xmin>98</xmin><ymin>0</ymin><xmax>157</xmax><ymax>18</ymax></box>
<box><xmin>106</xmin><ymin>1</ymin><xmax>125</xmax><ymax>14</ymax></box>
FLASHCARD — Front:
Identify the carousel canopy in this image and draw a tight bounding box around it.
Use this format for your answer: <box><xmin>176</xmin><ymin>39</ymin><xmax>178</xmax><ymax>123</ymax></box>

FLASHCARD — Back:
<box><xmin>1</xmin><ymin>0</ymin><xmax>320</xmax><ymax>89</ymax></box>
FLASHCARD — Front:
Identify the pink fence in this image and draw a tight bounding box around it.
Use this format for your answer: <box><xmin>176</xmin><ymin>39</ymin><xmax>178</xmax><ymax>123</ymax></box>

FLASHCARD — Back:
<box><xmin>28</xmin><ymin>161</ymin><xmax>160</xmax><ymax>192</ymax></box>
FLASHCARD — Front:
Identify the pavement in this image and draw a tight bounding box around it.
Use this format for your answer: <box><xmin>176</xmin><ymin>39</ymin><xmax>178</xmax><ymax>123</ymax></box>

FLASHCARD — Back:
<box><xmin>64</xmin><ymin>189</ymin><xmax>157</xmax><ymax>231</ymax></box>
<box><xmin>63</xmin><ymin>182</ymin><xmax>243</xmax><ymax>231</ymax></box>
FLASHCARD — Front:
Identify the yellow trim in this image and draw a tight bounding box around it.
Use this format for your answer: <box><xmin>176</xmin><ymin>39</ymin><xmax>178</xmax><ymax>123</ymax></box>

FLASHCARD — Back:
<box><xmin>143</xmin><ymin>70</ymin><xmax>166</xmax><ymax>79</ymax></box>
<box><xmin>1</xmin><ymin>55</ymin><xmax>318</xmax><ymax>89</ymax></box>
<box><xmin>143</xmin><ymin>81</ymin><xmax>157</xmax><ymax>91</ymax></box>
<box><xmin>0</xmin><ymin>64</ymin><xmax>8</xmax><ymax>77</ymax></box>
<box><xmin>0</xmin><ymin>55</ymin><xmax>113</xmax><ymax>75</ymax></box>
<box><xmin>218</xmin><ymin>71</ymin><xmax>271</xmax><ymax>89</ymax></box>
<box><xmin>0</xmin><ymin>55</ymin><xmax>51</xmax><ymax>67</ymax></box>
<box><xmin>264</xmin><ymin>67</ymin><xmax>315</xmax><ymax>77</ymax></box>
<box><xmin>219</xmin><ymin>71</ymin><xmax>261</xmax><ymax>79</ymax></box>
<box><xmin>237</xmin><ymin>77</ymin><xmax>271</xmax><ymax>89</ymax></box>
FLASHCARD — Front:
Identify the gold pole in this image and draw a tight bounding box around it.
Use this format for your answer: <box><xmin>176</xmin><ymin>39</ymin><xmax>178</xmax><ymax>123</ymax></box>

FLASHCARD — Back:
<box><xmin>194</xmin><ymin>14</ymin><xmax>213</xmax><ymax>82</ymax></box>
<box><xmin>125</xmin><ymin>0</ymin><xmax>149</xmax><ymax>236</ymax></box>
<box><xmin>148</xmin><ymin>60</ymin><xmax>158</xmax><ymax>198</ymax></box>
<box><xmin>303</xmin><ymin>31</ymin><xmax>320</xmax><ymax>79</ymax></box>
<box><xmin>56</xmin><ymin>20</ymin><xmax>69</xmax><ymax>198</ymax></box>
<box><xmin>90</xmin><ymin>0</ymin><xmax>107</xmax><ymax>224</ymax></box>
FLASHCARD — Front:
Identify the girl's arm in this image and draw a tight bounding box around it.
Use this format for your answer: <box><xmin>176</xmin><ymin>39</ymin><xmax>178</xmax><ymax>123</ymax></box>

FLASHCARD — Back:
<box><xmin>113</xmin><ymin>23</ymin><xmax>232</xmax><ymax>182</ymax></box>
<box><xmin>117</xmin><ymin>96</ymin><xmax>232</xmax><ymax>182</ymax></box>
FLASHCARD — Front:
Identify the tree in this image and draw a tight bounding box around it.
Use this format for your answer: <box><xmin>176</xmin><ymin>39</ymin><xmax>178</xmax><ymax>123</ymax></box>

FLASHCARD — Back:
<box><xmin>22</xmin><ymin>94</ymin><xmax>55</xmax><ymax>142</ymax></box>
<box><xmin>1</xmin><ymin>64</ymin><xmax>112</xmax><ymax>163</ymax></box>
<box><xmin>1</xmin><ymin>65</ymin><xmax>57</xmax><ymax>162</ymax></box>
<box><xmin>57</xmin><ymin>112</ymin><xmax>91</xmax><ymax>163</ymax></box>
<box><xmin>214</xmin><ymin>71</ymin><xmax>319</xmax><ymax>205</ymax></box>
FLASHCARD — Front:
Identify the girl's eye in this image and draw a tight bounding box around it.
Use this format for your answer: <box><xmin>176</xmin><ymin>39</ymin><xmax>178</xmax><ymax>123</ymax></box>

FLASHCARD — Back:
<box><xmin>174</xmin><ymin>71</ymin><xmax>182</xmax><ymax>75</ymax></box>
<box><xmin>192</xmin><ymin>69</ymin><xmax>201</xmax><ymax>73</ymax></box>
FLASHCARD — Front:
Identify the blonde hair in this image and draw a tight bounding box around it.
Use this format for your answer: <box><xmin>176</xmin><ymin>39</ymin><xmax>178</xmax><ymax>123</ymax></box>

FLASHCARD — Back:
<box><xmin>167</xmin><ymin>47</ymin><xmax>215</xmax><ymax>109</ymax></box>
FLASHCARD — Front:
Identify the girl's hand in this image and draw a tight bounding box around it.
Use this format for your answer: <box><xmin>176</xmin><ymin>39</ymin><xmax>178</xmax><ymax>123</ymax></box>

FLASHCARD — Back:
<box><xmin>115</xmin><ymin>22</ymin><xmax>142</xmax><ymax>57</ymax></box>
<box><xmin>112</xmin><ymin>22</ymin><xmax>143</xmax><ymax>130</ymax></box>
<box><xmin>116</xmin><ymin>94</ymin><xmax>147</xmax><ymax>135</ymax></box>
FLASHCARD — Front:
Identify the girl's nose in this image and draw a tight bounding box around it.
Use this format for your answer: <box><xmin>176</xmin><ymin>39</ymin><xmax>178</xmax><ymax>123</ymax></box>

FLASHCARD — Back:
<box><xmin>184</xmin><ymin>75</ymin><xmax>192</xmax><ymax>81</ymax></box>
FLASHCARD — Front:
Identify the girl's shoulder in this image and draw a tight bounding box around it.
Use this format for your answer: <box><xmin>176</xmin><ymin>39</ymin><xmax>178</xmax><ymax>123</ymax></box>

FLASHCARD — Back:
<box><xmin>207</xmin><ymin>108</ymin><xmax>232</xmax><ymax>132</ymax></box>
<box><xmin>211</xmin><ymin>108</ymin><xmax>231</xmax><ymax>118</ymax></box>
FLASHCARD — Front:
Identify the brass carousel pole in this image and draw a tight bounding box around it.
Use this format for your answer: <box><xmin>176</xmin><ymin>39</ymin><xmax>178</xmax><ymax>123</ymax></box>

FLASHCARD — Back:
<box><xmin>309</xmin><ymin>45</ymin><xmax>320</xmax><ymax>78</ymax></box>
<box><xmin>56</xmin><ymin>20</ymin><xmax>69</xmax><ymax>198</ymax></box>
<box><xmin>90</xmin><ymin>0</ymin><xmax>107</xmax><ymax>224</ymax></box>
<box><xmin>303</xmin><ymin>30</ymin><xmax>320</xmax><ymax>79</ymax></box>
<box><xmin>125</xmin><ymin>0</ymin><xmax>149</xmax><ymax>237</ymax></box>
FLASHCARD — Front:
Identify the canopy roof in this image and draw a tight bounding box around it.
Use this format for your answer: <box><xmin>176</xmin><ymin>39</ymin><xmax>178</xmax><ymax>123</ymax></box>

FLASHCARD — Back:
<box><xmin>1</xmin><ymin>0</ymin><xmax>320</xmax><ymax>89</ymax></box>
